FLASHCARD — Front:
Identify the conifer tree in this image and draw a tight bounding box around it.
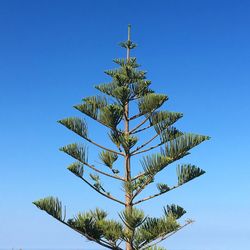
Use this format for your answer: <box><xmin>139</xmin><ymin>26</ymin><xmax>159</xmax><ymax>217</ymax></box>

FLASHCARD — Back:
<box><xmin>34</xmin><ymin>25</ymin><xmax>209</xmax><ymax>250</ymax></box>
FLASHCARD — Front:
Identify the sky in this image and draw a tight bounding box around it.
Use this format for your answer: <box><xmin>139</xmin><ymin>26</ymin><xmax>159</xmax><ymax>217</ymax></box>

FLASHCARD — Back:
<box><xmin>0</xmin><ymin>0</ymin><xmax>250</xmax><ymax>249</ymax></box>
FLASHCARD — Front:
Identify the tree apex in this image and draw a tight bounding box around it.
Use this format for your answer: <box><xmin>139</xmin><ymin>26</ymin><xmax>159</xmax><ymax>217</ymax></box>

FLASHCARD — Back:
<box><xmin>128</xmin><ymin>24</ymin><xmax>131</xmax><ymax>41</ymax></box>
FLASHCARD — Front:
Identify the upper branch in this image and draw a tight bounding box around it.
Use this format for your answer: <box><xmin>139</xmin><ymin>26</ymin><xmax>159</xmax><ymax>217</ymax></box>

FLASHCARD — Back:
<box><xmin>78</xmin><ymin>175</ymin><xmax>126</xmax><ymax>206</ymax></box>
<box><xmin>84</xmin><ymin>161</ymin><xmax>125</xmax><ymax>181</ymax></box>
<box><xmin>60</xmin><ymin>144</ymin><xmax>124</xmax><ymax>181</ymax></box>
<box><xmin>133</xmin><ymin>184</ymin><xmax>180</xmax><ymax>205</ymax></box>
<box><xmin>129</xmin><ymin>114</ymin><xmax>151</xmax><ymax>134</ymax></box>
<box><xmin>58</xmin><ymin>117</ymin><xmax>125</xmax><ymax>156</ymax></box>
<box><xmin>85</xmin><ymin>137</ymin><xmax>125</xmax><ymax>156</ymax></box>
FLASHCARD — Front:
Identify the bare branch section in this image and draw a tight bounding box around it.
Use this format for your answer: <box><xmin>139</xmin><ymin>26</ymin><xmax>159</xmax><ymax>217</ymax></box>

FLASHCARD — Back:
<box><xmin>131</xmin><ymin>133</ymin><xmax>159</xmax><ymax>155</ymax></box>
<box><xmin>133</xmin><ymin>185</ymin><xmax>180</xmax><ymax>205</ymax></box>
<box><xmin>78</xmin><ymin>175</ymin><xmax>126</xmax><ymax>206</ymax></box>
<box><xmin>85</xmin><ymin>137</ymin><xmax>125</xmax><ymax>156</ymax></box>
<box><xmin>84</xmin><ymin>162</ymin><xmax>125</xmax><ymax>181</ymax></box>
<box><xmin>131</xmin><ymin>123</ymin><xmax>151</xmax><ymax>134</ymax></box>
<box><xmin>129</xmin><ymin>114</ymin><xmax>151</xmax><ymax>133</ymax></box>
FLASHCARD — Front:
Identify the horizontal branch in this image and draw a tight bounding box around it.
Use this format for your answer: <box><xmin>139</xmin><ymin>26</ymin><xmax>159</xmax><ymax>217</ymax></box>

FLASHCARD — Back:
<box><xmin>85</xmin><ymin>137</ymin><xmax>125</xmax><ymax>156</ymax></box>
<box><xmin>131</xmin><ymin>124</ymin><xmax>151</xmax><ymax>134</ymax></box>
<box><xmin>132</xmin><ymin>150</ymin><xmax>190</xmax><ymax>182</ymax></box>
<box><xmin>129</xmin><ymin>114</ymin><xmax>150</xmax><ymax>133</ymax></box>
<box><xmin>129</xmin><ymin>112</ymin><xmax>145</xmax><ymax>121</ymax></box>
<box><xmin>132</xmin><ymin>172</ymin><xmax>144</xmax><ymax>181</ymax></box>
<box><xmin>78</xmin><ymin>175</ymin><xmax>126</xmax><ymax>206</ymax></box>
<box><xmin>129</xmin><ymin>105</ymin><xmax>162</xmax><ymax>133</ymax></box>
<box><xmin>131</xmin><ymin>133</ymin><xmax>159</xmax><ymax>154</ymax></box>
<box><xmin>133</xmin><ymin>185</ymin><xmax>180</xmax><ymax>205</ymax></box>
<box><xmin>131</xmin><ymin>141</ymin><xmax>163</xmax><ymax>156</ymax></box>
<box><xmin>141</xmin><ymin>220</ymin><xmax>193</xmax><ymax>250</ymax></box>
<box><xmin>74</xmin><ymin>104</ymin><xmax>124</xmax><ymax>134</ymax></box>
<box><xmin>84</xmin><ymin>162</ymin><xmax>124</xmax><ymax>181</ymax></box>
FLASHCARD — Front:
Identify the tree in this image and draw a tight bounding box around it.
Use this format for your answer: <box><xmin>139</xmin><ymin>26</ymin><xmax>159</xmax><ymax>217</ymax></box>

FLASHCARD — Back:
<box><xmin>33</xmin><ymin>25</ymin><xmax>209</xmax><ymax>250</ymax></box>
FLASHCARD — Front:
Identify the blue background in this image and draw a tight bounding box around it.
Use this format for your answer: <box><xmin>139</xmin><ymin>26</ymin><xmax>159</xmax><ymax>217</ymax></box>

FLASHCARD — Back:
<box><xmin>0</xmin><ymin>0</ymin><xmax>249</xmax><ymax>249</ymax></box>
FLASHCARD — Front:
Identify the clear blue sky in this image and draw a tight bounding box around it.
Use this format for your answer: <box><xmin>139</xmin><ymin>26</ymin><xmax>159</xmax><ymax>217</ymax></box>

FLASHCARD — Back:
<box><xmin>0</xmin><ymin>0</ymin><xmax>250</xmax><ymax>249</ymax></box>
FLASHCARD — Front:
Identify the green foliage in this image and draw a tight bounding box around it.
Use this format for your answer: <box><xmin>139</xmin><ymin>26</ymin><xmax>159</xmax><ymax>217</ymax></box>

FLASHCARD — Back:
<box><xmin>99</xmin><ymin>151</ymin><xmax>120</xmax><ymax>174</ymax></box>
<box><xmin>33</xmin><ymin>197</ymin><xmax>65</xmax><ymax>221</ymax></box>
<box><xmin>147</xmin><ymin>247</ymin><xmax>167</xmax><ymax>250</ymax></box>
<box><xmin>74</xmin><ymin>95</ymin><xmax>107</xmax><ymax>120</ymax></box>
<box><xmin>135</xmin><ymin>212</ymin><xmax>180</xmax><ymax>248</ymax></box>
<box><xmin>68</xmin><ymin>208</ymin><xmax>123</xmax><ymax>244</ymax></box>
<box><xmin>120</xmin><ymin>40</ymin><xmax>137</xmax><ymax>50</ymax></box>
<box><xmin>60</xmin><ymin>143</ymin><xmax>88</xmax><ymax>163</ymax></box>
<box><xmin>141</xmin><ymin>153</ymin><xmax>170</xmax><ymax>176</ymax></box>
<box><xmin>74</xmin><ymin>96</ymin><xmax>123</xmax><ymax>129</ymax></box>
<box><xmin>113</xmin><ymin>57</ymin><xmax>140</xmax><ymax>68</ymax></box>
<box><xmin>99</xmin><ymin>150</ymin><xmax>118</xmax><ymax>168</ymax></box>
<box><xmin>149</xmin><ymin>111</ymin><xmax>183</xmax><ymax>129</ymax></box>
<box><xmin>68</xmin><ymin>210</ymin><xmax>105</xmax><ymax>240</ymax></box>
<box><xmin>163</xmin><ymin>204</ymin><xmax>186</xmax><ymax>219</ymax></box>
<box><xmin>109</xmin><ymin>130</ymin><xmax>138</xmax><ymax>152</ymax></box>
<box><xmin>58</xmin><ymin>117</ymin><xmax>88</xmax><ymax>139</ymax></box>
<box><xmin>90</xmin><ymin>173</ymin><xmax>106</xmax><ymax>192</ymax></box>
<box><xmin>99</xmin><ymin>104</ymin><xmax>123</xmax><ymax>129</ymax></box>
<box><xmin>138</xmin><ymin>93</ymin><xmax>168</xmax><ymax>115</ymax></box>
<box><xmin>68</xmin><ymin>161</ymin><xmax>84</xmax><ymax>177</ymax></box>
<box><xmin>112</xmin><ymin>85</ymin><xmax>131</xmax><ymax>105</ymax></box>
<box><xmin>108</xmin><ymin>130</ymin><xmax>123</xmax><ymax>148</ymax></box>
<box><xmin>100</xmin><ymin>219</ymin><xmax>123</xmax><ymax>243</ymax></box>
<box><xmin>163</xmin><ymin>133</ymin><xmax>210</xmax><ymax>159</ymax></box>
<box><xmin>119</xmin><ymin>207</ymin><xmax>146</xmax><ymax>231</ymax></box>
<box><xmin>130</xmin><ymin>80</ymin><xmax>153</xmax><ymax>99</ymax></box>
<box><xmin>177</xmin><ymin>164</ymin><xmax>205</xmax><ymax>185</ymax></box>
<box><xmin>158</xmin><ymin>127</ymin><xmax>183</xmax><ymax>144</ymax></box>
<box><xmin>95</xmin><ymin>82</ymin><xmax>118</xmax><ymax>97</ymax></box>
<box><xmin>157</xmin><ymin>183</ymin><xmax>170</xmax><ymax>193</ymax></box>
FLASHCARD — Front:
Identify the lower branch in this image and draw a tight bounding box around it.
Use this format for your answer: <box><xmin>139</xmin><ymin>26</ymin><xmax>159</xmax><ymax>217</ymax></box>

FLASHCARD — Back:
<box><xmin>140</xmin><ymin>220</ymin><xmax>194</xmax><ymax>250</ymax></box>
<box><xmin>56</xmin><ymin>217</ymin><xmax>121</xmax><ymax>249</ymax></box>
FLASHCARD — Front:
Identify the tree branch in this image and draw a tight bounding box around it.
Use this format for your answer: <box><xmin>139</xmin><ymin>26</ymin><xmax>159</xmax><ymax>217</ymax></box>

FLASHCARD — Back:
<box><xmin>133</xmin><ymin>185</ymin><xmax>180</xmax><ymax>205</ymax></box>
<box><xmin>131</xmin><ymin>140</ymin><xmax>163</xmax><ymax>156</ymax></box>
<box><xmin>131</xmin><ymin>175</ymin><xmax>154</xmax><ymax>202</ymax></box>
<box><xmin>85</xmin><ymin>137</ymin><xmax>125</xmax><ymax>156</ymax></box>
<box><xmin>131</xmin><ymin>124</ymin><xmax>151</xmax><ymax>134</ymax></box>
<box><xmin>129</xmin><ymin>114</ymin><xmax>150</xmax><ymax>133</ymax></box>
<box><xmin>53</xmin><ymin>217</ymin><xmax>120</xmax><ymax>249</ymax></box>
<box><xmin>84</xmin><ymin>162</ymin><xmax>125</xmax><ymax>181</ymax></box>
<box><xmin>132</xmin><ymin>150</ymin><xmax>189</xmax><ymax>182</ymax></box>
<box><xmin>132</xmin><ymin>172</ymin><xmax>145</xmax><ymax>181</ymax></box>
<box><xmin>78</xmin><ymin>175</ymin><xmax>126</xmax><ymax>206</ymax></box>
<box><xmin>140</xmin><ymin>220</ymin><xmax>193</xmax><ymax>250</ymax></box>
<box><xmin>131</xmin><ymin>133</ymin><xmax>159</xmax><ymax>154</ymax></box>
<box><xmin>129</xmin><ymin>106</ymin><xmax>160</xmax><ymax>133</ymax></box>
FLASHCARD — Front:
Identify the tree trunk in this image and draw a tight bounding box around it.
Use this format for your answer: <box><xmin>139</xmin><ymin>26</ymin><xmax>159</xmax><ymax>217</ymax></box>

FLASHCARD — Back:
<box><xmin>125</xmin><ymin>24</ymin><xmax>133</xmax><ymax>250</ymax></box>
